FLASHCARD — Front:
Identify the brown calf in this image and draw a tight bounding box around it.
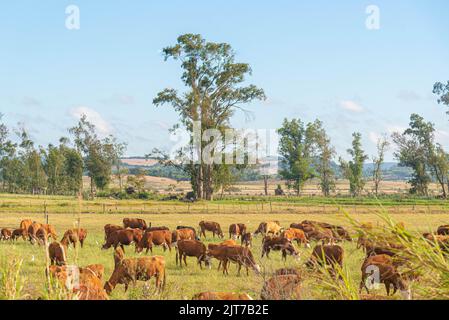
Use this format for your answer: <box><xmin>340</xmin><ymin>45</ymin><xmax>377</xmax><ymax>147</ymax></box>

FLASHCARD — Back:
<box><xmin>199</xmin><ymin>221</ymin><xmax>224</xmax><ymax>239</ymax></box>
<box><xmin>176</xmin><ymin>239</ymin><xmax>210</xmax><ymax>269</ymax></box>
<box><xmin>281</xmin><ymin>228</ymin><xmax>309</xmax><ymax>247</ymax></box>
<box><xmin>136</xmin><ymin>230</ymin><xmax>172</xmax><ymax>254</ymax></box>
<box><xmin>62</xmin><ymin>228</ymin><xmax>88</xmax><ymax>248</ymax></box>
<box><xmin>359</xmin><ymin>258</ymin><xmax>411</xmax><ymax>300</ymax></box>
<box><xmin>102</xmin><ymin>228</ymin><xmax>143</xmax><ymax>252</ymax></box>
<box><xmin>0</xmin><ymin>228</ymin><xmax>12</xmax><ymax>241</ymax></box>
<box><xmin>123</xmin><ymin>218</ymin><xmax>148</xmax><ymax>230</ymax></box>
<box><xmin>262</xmin><ymin>236</ymin><xmax>299</xmax><ymax>261</ymax></box>
<box><xmin>104</xmin><ymin>255</ymin><xmax>166</xmax><ymax>294</ymax></box>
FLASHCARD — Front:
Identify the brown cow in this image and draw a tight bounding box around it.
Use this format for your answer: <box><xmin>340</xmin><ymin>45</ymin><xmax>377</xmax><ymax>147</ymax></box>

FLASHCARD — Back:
<box><xmin>102</xmin><ymin>228</ymin><xmax>143</xmax><ymax>252</ymax></box>
<box><xmin>255</xmin><ymin>222</ymin><xmax>282</xmax><ymax>236</ymax></box>
<box><xmin>359</xmin><ymin>258</ymin><xmax>411</xmax><ymax>300</ymax></box>
<box><xmin>28</xmin><ymin>222</ymin><xmax>42</xmax><ymax>243</ymax></box>
<box><xmin>36</xmin><ymin>227</ymin><xmax>49</xmax><ymax>245</ymax></box>
<box><xmin>281</xmin><ymin>228</ymin><xmax>309</xmax><ymax>248</ymax></box>
<box><xmin>47</xmin><ymin>265</ymin><xmax>108</xmax><ymax>300</ymax></box>
<box><xmin>123</xmin><ymin>218</ymin><xmax>148</xmax><ymax>230</ymax></box>
<box><xmin>104</xmin><ymin>255</ymin><xmax>166</xmax><ymax>294</ymax></box>
<box><xmin>176</xmin><ymin>226</ymin><xmax>198</xmax><ymax>239</ymax></box>
<box><xmin>11</xmin><ymin>228</ymin><xmax>27</xmax><ymax>241</ymax></box>
<box><xmin>20</xmin><ymin>219</ymin><xmax>33</xmax><ymax>236</ymax></box>
<box><xmin>62</xmin><ymin>228</ymin><xmax>88</xmax><ymax>248</ymax></box>
<box><xmin>48</xmin><ymin>240</ymin><xmax>69</xmax><ymax>266</ymax></box>
<box><xmin>176</xmin><ymin>239</ymin><xmax>211</xmax><ymax>269</ymax></box>
<box><xmin>261</xmin><ymin>274</ymin><xmax>302</xmax><ymax>300</ymax></box>
<box><xmin>305</xmin><ymin>245</ymin><xmax>344</xmax><ymax>278</ymax></box>
<box><xmin>104</xmin><ymin>224</ymin><xmax>123</xmax><ymax>240</ymax></box>
<box><xmin>229</xmin><ymin>224</ymin><xmax>247</xmax><ymax>240</ymax></box>
<box><xmin>262</xmin><ymin>236</ymin><xmax>300</xmax><ymax>261</ymax></box>
<box><xmin>302</xmin><ymin>220</ymin><xmax>352</xmax><ymax>241</ymax></box>
<box><xmin>207</xmin><ymin>245</ymin><xmax>260</xmax><ymax>276</ymax></box>
<box><xmin>241</xmin><ymin>232</ymin><xmax>253</xmax><ymax>247</ymax></box>
<box><xmin>199</xmin><ymin>221</ymin><xmax>224</xmax><ymax>239</ymax></box>
<box><xmin>193</xmin><ymin>292</ymin><xmax>253</xmax><ymax>300</ymax></box>
<box><xmin>42</xmin><ymin>224</ymin><xmax>57</xmax><ymax>240</ymax></box>
<box><xmin>172</xmin><ymin>228</ymin><xmax>196</xmax><ymax>244</ymax></box>
<box><xmin>136</xmin><ymin>230</ymin><xmax>172</xmax><ymax>254</ymax></box>
<box><xmin>0</xmin><ymin>228</ymin><xmax>12</xmax><ymax>241</ymax></box>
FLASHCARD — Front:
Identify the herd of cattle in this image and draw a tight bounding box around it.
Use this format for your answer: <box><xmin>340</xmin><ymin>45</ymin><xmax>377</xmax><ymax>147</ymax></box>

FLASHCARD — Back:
<box><xmin>1</xmin><ymin>218</ymin><xmax>449</xmax><ymax>300</ymax></box>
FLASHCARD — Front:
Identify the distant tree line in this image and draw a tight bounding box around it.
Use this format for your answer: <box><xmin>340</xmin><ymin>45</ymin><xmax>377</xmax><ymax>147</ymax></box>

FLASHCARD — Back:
<box><xmin>0</xmin><ymin>114</ymin><xmax>126</xmax><ymax>196</ymax></box>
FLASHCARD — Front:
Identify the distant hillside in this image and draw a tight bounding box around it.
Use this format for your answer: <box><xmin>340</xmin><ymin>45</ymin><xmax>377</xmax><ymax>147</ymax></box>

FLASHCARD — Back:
<box><xmin>120</xmin><ymin>158</ymin><xmax>413</xmax><ymax>182</ymax></box>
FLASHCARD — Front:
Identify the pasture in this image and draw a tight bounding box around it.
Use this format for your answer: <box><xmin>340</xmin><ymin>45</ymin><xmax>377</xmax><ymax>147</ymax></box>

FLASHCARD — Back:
<box><xmin>1</xmin><ymin>194</ymin><xmax>449</xmax><ymax>300</ymax></box>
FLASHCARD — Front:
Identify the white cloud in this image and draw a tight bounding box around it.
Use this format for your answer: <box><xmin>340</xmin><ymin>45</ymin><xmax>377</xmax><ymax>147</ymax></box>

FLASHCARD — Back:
<box><xmin>340</xmin><ymin>100</ymin><xmax>364</xmax><ymax>113</ymax></box>
<box><xmin>369</xmin><ymin>131</ymin><xmax>381</xmax><ymax>144</ymax></box>
<box><xmin>70</xmin><ymin>106</ymin><xmax>112</xmax><ymax>136</ymax></box>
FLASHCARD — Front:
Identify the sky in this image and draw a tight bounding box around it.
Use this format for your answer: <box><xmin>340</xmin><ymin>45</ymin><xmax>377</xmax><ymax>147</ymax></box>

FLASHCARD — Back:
<box><xmin>1</xmin><ymin>0</ymin><xmax>449</xmax><ymax>161</ymax></box>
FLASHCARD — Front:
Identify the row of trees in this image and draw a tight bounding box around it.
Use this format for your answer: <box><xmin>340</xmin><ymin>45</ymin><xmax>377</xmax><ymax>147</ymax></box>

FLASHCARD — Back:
<box><xmin>0</xmin><ymin>114</ymin><xmax>126</xmax><ymax>196</ymax></box>
<box><xmin>276</xmin><ymin>81</ymin><xmax>449</xmax><ymax>197</ymax></box>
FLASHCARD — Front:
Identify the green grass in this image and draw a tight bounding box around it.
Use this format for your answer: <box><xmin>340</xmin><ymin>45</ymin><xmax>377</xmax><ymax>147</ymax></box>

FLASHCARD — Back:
<box><xmin>1</xmin><ymin>204</ymin><xmax>449</xmax><ymax>300</ymax></box>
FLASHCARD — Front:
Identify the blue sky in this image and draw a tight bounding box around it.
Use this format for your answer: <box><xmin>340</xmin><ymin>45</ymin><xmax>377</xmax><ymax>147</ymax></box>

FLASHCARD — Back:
<box><xmin>1</xmin><ymin>0</ymin><xmax>449</xmax><ymax>161</ymax></box>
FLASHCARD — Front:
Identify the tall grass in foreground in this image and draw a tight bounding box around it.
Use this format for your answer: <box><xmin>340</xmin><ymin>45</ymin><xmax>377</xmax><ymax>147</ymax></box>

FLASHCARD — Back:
<box><xmin>0</xmin><ymin>258</ymin><xmax>27</xmax><ymax>300</ymax></box>
<box><xmin>343</xmin><ymin>208</ymin><xmax>449</xmax><ymax>300</ymax></box>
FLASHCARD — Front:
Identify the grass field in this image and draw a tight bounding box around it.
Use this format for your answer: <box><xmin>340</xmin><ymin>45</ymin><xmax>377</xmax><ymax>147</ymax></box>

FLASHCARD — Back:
<box><xmin>1</xmin><ymin>193</ymin><xmax>449</xmax><ymax>300</ymax></box>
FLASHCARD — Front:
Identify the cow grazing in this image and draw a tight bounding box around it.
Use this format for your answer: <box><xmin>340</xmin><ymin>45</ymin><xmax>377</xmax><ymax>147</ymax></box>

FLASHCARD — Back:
<box><xmin>104</xmin><ymin>255</ymin><xmax>166</xmax><ymax>294</ymax></box>
<box><xmin>11</xmin><ymin>228</ymin><xmax>27</xmax><ymax>241</ymax></box>
<box><xmin>28</xmin><ymin>222</ymin><xmax>42</xmax><ymax>243</ymax></box>
<box><xmin>305</xmin><ymin>245</ymin><xmax>344</xmax><ymax>277</ymax></box>
<box><xmin>123</xmin><ymin>218</ymin><xmax>148</xmax><ymax>230</ymax></box>
<box><xmin>207</xmin><ymin>245</ymin><xmax>260</xmax><ymax>276</ymax></box>
<box><xmin>359</xmin><ymin>257</ymin><xmax>411</xmax><ymax>300</ymax></box>
<box><xmin>229</xmin><ymin>224</ymin><xmax>247</xmax><ymax>240</ymax></box>
<box><xmin>104</xmin><ymin>224</ymin><xmax>123</xmax><ymax>240</ymax></box>
<box><xmin>255</xmin><ymin>221</ymin><xmax>282</xmax><ymax>237</ymax></box>
<box><xmin>62</xmin><ymin>228</ymin><xmax>88</xmax><ymax>248</ymax></box>
<box><xmin>36</xmin><ymin>227</ymin><xmax>49</xmax><ymax>245</ymax></box>
<box><xmin>262</xmin><ymin>236</ymin><xmax>300</xmax><ymax>261</ymax></box>
<box><xmin>172</xmin><ymin>228</ymin><xmax>196</xmax><ymax>244</ymax></box>
<box><xmin>176</xmin><ymin>239</ymin><xmax>211</xmax><ymax>269</ymax></box>
<box><xmin>136</xmin><ymin>230</ymin><xmax>172</xmax><ymax>254</ymax></box>
<box><xmin>281</xmin><ymin>228</ymin><xmax>309</xmax><ymax>248</ymax></box>
<box><xmin>176</xmin><ymin>226</ymin><xmax>198</xmax><ymax>239</ymax></box>
<box><xmin>199</xmin><ymin>221</ymin><xmax>224</xmax><ymax>239</ymax></box>
<box><xmin>0</xmin><ymin>228</ymin><xmax>12</xmax><ymax>241</ymax></box>
<box><xmin>193</xmin><ymin>292</ymin><xmax>253</xmax><ymax>300</ymax></box>
<box><xmin>48</xmin><ymin>240</ymin><xmax>68</xmax><ymax>266</ymax></box>
<box><xmin>102</xmin><ymin>228</ymin><xmax>143</xmax><ymax>252</ymax></box>
<box><xmin>47</xmin><ymin>265</ymin><xmax>108</xmax><ymax>300</ymax></box>
<box><xmin>261</xmin><ymin>274</ymin><xmax>302</xmax><ymax>300</ymax></box>
<box><xmin>42</xmin><ymin>224</ymin><xmax>57</xmax><ymax>240</ymax></box>
<box><xmin>241</xmin><ymin>232</ymin><xmax>253</xmax><ymax>247</ymax></box>
<box><xmin>20</xmin><ymin>219</ymin><xmax>33</xmax><ymax>236</ymax></box>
